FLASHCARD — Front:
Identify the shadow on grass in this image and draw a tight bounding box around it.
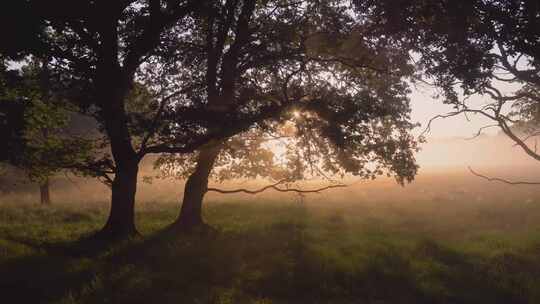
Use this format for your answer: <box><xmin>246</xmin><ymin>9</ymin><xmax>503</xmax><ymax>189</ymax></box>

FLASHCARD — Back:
<box><xmin>0</xmin><ymin>236</ymin><xmax>117</xmax><ymax>303</ymax></box>
<box><xmin>1</xmin><ymin>211</ymin><xmax>540</xmax><ymax>303</ymax></box>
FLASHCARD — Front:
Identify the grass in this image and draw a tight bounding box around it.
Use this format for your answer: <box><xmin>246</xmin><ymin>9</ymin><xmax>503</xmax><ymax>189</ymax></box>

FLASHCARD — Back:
<box><xmin>1</xmin><ymin>197</ymin><xmax>540</xmax><ymax>304</ymax></box>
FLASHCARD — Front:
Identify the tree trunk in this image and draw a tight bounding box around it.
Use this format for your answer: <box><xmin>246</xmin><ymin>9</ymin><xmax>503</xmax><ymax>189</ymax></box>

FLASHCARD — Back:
<box><xmin>99</xmin><ymin>160</ymin><xmax>139</xmax><ymax>239</ymax></box>
<box><xmin>39</xmin><ymin>177</ymin><xmax>51</xmax><ymax>205</ymax></box>
<box><xmin>97</xmin><ymin>84</ymin><xmax>141</xmax><ymax>240</ymax></box>
<box><xmin>93</xmin><ymin>24</ymin><xmax>142</xmax><ymax>240</ymax></box>
<box><xmin>173</xmin><ymin>143</ymin><xmax>222</xmax><ymax>231</ymax></box>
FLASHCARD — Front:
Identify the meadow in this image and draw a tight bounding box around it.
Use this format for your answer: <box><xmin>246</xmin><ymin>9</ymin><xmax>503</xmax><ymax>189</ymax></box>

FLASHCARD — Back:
<box><xmin>1</xmin><ymin>169</ymin><xmax>540</xmax><ymax>304</ymax></box>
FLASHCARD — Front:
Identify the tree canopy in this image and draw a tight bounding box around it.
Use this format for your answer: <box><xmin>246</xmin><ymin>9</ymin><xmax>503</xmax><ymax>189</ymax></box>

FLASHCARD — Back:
<box><xmin>130</xmin><ymin>0</ymin><xmax>420</xmax><ymax>229</ymax></box>
<box><xmin>365</xmin><ymin>0</ymin><xmax>540</xmax><ymax>171</ymax></box>
<box><xmin>4</xmin><ymin>0</ymin><xmax>537</xmax><ymax>237</ymax></box>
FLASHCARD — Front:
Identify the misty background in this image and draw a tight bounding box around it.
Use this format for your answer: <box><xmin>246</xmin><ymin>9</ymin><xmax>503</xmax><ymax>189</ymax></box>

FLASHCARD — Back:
<box><xmin>2</xmin><ymin>84</ymin><xmax>540</xmax><ymax>205</ymax></box>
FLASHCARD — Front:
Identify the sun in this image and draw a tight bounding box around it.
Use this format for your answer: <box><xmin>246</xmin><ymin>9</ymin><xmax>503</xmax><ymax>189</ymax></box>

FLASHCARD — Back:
<box><xmin>292</xmin><ymin>111</ymin><xmax>301</xmax><ymax>119</ymax></box>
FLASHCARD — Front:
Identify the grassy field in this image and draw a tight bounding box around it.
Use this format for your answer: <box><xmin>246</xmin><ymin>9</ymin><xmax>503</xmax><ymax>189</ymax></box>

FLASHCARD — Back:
<box><xmin>1</xmin><ymin>188</ymin><xmax>540</xmax><ymax>304</ymax></box>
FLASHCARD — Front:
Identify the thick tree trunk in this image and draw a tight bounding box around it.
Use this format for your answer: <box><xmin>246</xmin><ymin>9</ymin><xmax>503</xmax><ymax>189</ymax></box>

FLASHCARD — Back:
<box><xmin>92</xmin><ymin>23</ymin><xmax>142</xmax><ymax>240</ymax></box>
<box><xmin>97</xmin><ymin>83</ymin><xmax>141</xmax><ymax>240</ymax></box>
<box><xmin>39</xmin><ymin>177</ymin><xmax>51</xmax><ymax>205</ymax></box>
<box><xmin>173</xmin><ymin>144</ymin><xmax>221</xmax><ymax>231</ymax></box>
<box><xmin>99</xmin><ymin>160</ymin><xmax>139</xmax><ymax>239</ymax></box>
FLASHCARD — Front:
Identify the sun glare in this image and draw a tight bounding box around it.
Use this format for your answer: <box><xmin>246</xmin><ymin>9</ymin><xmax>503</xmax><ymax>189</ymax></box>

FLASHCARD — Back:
<box><xmin>292</xmin><ymin>111</ymin><xmax>301</xmax><ymax>119</ymax></box>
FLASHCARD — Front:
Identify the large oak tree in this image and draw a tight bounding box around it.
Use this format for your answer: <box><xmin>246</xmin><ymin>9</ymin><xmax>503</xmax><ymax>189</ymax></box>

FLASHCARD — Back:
<box><xmin>146</xmin><ymin>0</ymin><xmax>420</xmax><ymax>230</ymax></box>
<box><xmin>1</xmin><ymin>0</ymin><xmax>210</xmax><ymax>238</ymax></box>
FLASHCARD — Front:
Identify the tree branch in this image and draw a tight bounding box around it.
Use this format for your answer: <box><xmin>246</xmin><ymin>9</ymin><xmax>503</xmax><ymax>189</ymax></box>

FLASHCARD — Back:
<box><xmin>122</xmin><ymin>1</ymin><xmax>201</xmax><ymax>76</ymax></box>
<box><xmin>496</xmin><ymin>42</ymin><xmax>540</xmax><ymax>87</ymax></box>
<box><xmin>465</xmin><ymin>124</ymin><xmax>500</xmax><ymax>140</ymax></box>
<box><xmin>144</xmin><ymin>102</ymin><xmax>292</xmax><ymax>155</ymax></box>
<box><xmin>138</xmin><ymin>87</ymin><xmax>194</xmax><ymax>156</ymax></box>
<box><xmin>468</xmin><ymin>166</ymin><xmax>540</xmax><ymax>185</ymax></box>
<box><xmin>497</xmin><ymin>117</ymin><xmax>540</xmax><ymax>162</ymax></box>
<box><xmin>207</xmin><ymin>179</ymin><xmax>347</xmax><ymax>195</ymax></box>
<box><xmin>419</xmin><ymin>111</ymin><xmax>465</xmax><ymax>138</ymax></box>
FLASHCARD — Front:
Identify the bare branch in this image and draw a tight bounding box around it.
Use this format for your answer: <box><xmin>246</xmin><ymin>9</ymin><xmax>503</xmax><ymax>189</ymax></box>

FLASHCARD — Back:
<box><xmin>468</xmin><ymin>166</ymin><xmax>540</xmax><ymax>185</ymax></box>
<box><xmin>138</xmin><ymin>87</ymin><xmax>192</xmax><ymax>156</ymax></box>
<box><xmin>420</xmin><ymin>100</ymin><xmax>500</xmax><ymax>139</ymax></box>
<box><xmin>515</xmin><ymin>131</ymin><xmax>540</xmax><ymax>146</ymax></box>
<box><xmin>207</xmin><ymin>179</ymin><xmax>347</xmax><ymax>195</ymax></box>
<box><xmin>419</xmin><ymin>111</ymin><xmax>464</xmax><ymax>138</ymax></box>
<box><xmin>498</xmin><ymin>118</ymin><xmax>540</xmax><ymax>162</ymax></box>
<box><xmin>465</xmin><ymin>124</ymin><xmax>500</xmax><ymax>140</ymax></box>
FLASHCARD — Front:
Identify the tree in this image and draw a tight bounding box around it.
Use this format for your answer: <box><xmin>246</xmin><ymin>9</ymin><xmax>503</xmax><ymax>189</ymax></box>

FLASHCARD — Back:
<box><xmin>1</xmin><ymin>58</ymin><xmax>97</xmax><ymax>205</ymax></box>
<box><xmin>1</xmin><ymin>0</ymin><xmax>214</xmax><ymax>239</ymax></box>
<box><xmin>146</xmin><ymin>0</ymin><xmax>419</xmax><ymax>231</ymax></box>
<box><xmin>365</xmin><ymin>0</ymin><xmax>540</xmax><ymax>182</ymax></box>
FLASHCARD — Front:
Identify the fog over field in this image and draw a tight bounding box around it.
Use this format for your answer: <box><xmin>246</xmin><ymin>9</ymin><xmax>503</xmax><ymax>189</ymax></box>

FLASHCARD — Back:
<box><xmin>2</xmin><ymin>132</ymin><xmax>540</xmax><ymax>208</ymax></box>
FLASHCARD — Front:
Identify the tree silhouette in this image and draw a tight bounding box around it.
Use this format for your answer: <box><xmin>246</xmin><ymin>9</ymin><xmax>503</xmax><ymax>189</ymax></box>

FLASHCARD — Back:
<box><xmin>1</xmin><ymin>0</ymin><xmax>430</xmax><ymax>236</ymax></box>
<box><xmin>367</xmin><ymin>0</ymin><xmax>540</xmax><ymax>182</ymax></box>
<box><xmin>145</xmin><ymin>0</ymin><xmax>419</xmax><ymax>230</ymax></box>
<box><xmin>1</xmin><ymin>0</ymin><xmax>211</xmax><ymax>239</ymax></box>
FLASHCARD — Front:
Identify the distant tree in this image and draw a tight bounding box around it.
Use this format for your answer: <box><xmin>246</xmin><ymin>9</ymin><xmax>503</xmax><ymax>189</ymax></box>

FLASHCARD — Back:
<box><xmin>146</xmin><ymin>0</ymin><xmax>419</xmax><ymax>231</ymax></box>
<box><xmin>0</xmin><ymin>58</ymin><xmax>97</xmax><ymax>204</ymax></box>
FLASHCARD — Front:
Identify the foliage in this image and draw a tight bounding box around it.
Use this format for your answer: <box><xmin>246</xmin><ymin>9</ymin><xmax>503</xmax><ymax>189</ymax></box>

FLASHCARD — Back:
<box><xmin>0</xmin><ymin>59</ymin><xmax>98</xmax><ymax>184</ymax></box>
<box><xmin>358</xmin><ymin>0</ymin><xmax>540</xmax><ymax>165</ymax></box>
<box><xmin>151</xmin><ymin>0</ymin><xmax>420</xmax><ymax>185</ymax></box>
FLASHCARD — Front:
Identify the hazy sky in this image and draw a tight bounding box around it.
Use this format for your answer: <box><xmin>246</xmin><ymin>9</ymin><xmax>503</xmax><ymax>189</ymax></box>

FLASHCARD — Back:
<box><xmin>409</xmin><ymin>80</ymin><xmax>521</xmax><ymax>139</ymax></box>
<box><xmin>406</xmin><ymin>83</ymin><xmax>540</xmax><ymax>170</ymax></box>
<box><xmin>409</xmin><ymin>87</ymin><xmax>494</xmax><ymax>139</ymax></box>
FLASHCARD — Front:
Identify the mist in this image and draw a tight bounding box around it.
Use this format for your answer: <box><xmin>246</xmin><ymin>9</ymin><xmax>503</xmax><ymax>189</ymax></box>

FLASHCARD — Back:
<box><xmin>2</xmin><ymin>132</ymin><xmax>540</xmax><ymax>210</ymax></box>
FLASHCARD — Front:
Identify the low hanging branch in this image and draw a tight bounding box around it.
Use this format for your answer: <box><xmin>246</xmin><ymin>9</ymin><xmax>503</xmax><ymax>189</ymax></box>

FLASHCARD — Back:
<box><xmin>207</xmin><ymin>179</ymin><xmax>348</xmax><ymax>195</ymax></box>
<box><xmin>468</xmin><ymin>166</ymin><xmax>540</xmax><ymax>186</ymax></box>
